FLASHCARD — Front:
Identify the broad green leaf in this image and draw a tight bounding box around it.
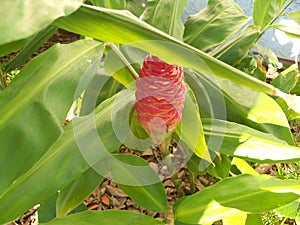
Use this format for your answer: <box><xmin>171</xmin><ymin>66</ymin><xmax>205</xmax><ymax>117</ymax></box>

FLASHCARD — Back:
<box><xmin>276</xmin><ymin>200</ymin><xmax>299</xmax><ymax>219</ymax></box>
<box><xmin>90</xmin><ymin>0</ymin><xmax>126</xmax><ymax>9</ymax></box>
<box><xmin>206</xmin><ymin>154</ymin><xmax>231</xmax><ymax>179</ymax></box>
<box><xmin>104</xmin><ymin>44</ymin><xmax>146</xmax><ymax>88</ymax></box>
<box><xmin>271</xmin><ymin>64</ymin><xmax>299</xmax><ymax>93</ymax></box>
<box><xmin>56</xmin><ymin>168</ymin><xmax>104</xmax><ymax>217</ymax></box>
<box><xmin>175</xmin><ymin>174</ymin><xmax>300</xmax><ymax>224</ymax></box>
<box><xmin>143</xmin><ymin>0</ymin><xmax>187</xmax><ymax>39</ymax></box>
<box><xmin>0</xmin><ymin>38</ymin><xmax>28</xmax><ymax>57</ymax></box>
<box><xmin>210</xmin><ymin>25</ymin><xmax>260</xmax><ymax>65</ymax></box>
<box><xmin>222</xmin><ymin>212</ymin><xmax>247</xmax><ymax>225</ymax></box>
<box><xmin>40</xmin><ymin>210</ymin><xmax>164</xmax><ymax>225</ymax></box>
<box><xmin>0</xmin><ymin>40</ymin><xmax>103</xmax><ymax>194</ymax></box>
<box><xmin>288</xmin><ymin>10</ymin><xmax>300</xmax><ymax>24</ymax></box>
<box><xmin>184</xmin><ymin>0</ymin><xmax>249</xmax><ymax>51</ymax></box>
<box><xmin>39</xmin><ymin>193</ymin><xmax>58</xmax><ymax>223</ymax></box>
<box><xmin>276</xmin><ymin>97</ymin><xmax>300</xmax><ymax>120</ymax></box>
<box><xmin>0</xmin><ymin>88</ymin><xmax>130</xmax><ymax>224</ymax></box>
<box><xmin>127</xmin><ymin>0</ymin><xmax>147</xmax><ymax>17</ymax></box>
<box><xmin>231</xmin><ymin>158</ymin><xmax>258</xmax><ymax>175</ymax></box>
<box><xmin>291</xmin><ymin>76</ymin><xmax>300</xmax><ymax>95</ymax></box>
<box><xmin>0</xmin><ymin>0</ymin><xmax>81</xmax><ymax>46</ymax></box>
<box><xmin>54</xmin><ymin>5</ymin><xmax>276</xmax><ymax>95</ymax></box>
<box><xmin>185</xmin><ymin>70</ymin><xmax>295</xmax><ymax>145</ymax></box>
<box><xmin>5</xmin><ymin>25</ymin><xmax>58</xmax><ymax>72</ymax></box>
<box><xmin>245</xmin><ymin>214</ymin><xmax>264</xmax><ymax>225</ymax></box>
<box><xmin>110</xmin><ymin>154</ymin><xmax>167</xmax><ymax>212</ymax></box>
<box><xmin>271</xmin><ymin>24</ymin><xmax>300</xmax><ymax>38</ymax></box>
<box><xmin>176</xmin><ymin>88</ymin><xmax>211</xmax><ymax>162</ymax></box>
<box><xmin>203</xmin><ymin>119</ymin><xmax>300</xmax><ymax>163</ymax></box>
<box><xmin>80</xmin><ymin>70</ymin><xmax>125</xmax><ymax>116</ymax></box>
<box><xmin>253</xmin><ymin>0</ymin><xmax>286</xmax><ymax>28</ymax></box>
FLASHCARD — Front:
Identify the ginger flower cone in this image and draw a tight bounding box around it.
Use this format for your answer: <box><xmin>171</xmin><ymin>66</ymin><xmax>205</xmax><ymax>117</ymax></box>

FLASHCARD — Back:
<box><xmin>134</xmin><ymin>55</ymin><xmax>186</xmax><ymax>146</ymax></box>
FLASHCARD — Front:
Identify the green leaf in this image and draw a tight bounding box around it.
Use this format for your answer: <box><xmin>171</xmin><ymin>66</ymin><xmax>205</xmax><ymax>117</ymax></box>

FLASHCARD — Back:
<box><xmin>276</xmin><ymin>97</ymin><xmax>300</xmax><ymax>120</ymax></box>
<box><xmin>175</xmin><ymin>174</ymin><xmax>300</xmax><ymax>224</ymax></box>
<box><xmin>203</xmin><ymin>119</ymin><xmax>300</xmax><ymax>163</ymax></box>
<box><xmin>54</xmin><ymin>5</ymin><xmax>277</xmax><ymax>95</ymax></box>
<box><xmin>56</xmin><ymin>168</ymin><xmax>104</xmax><ymax>217</ymax></box>
<box><xmin>90</xmin><ymin>0</ymin><xmax>126</xmax><ymax>9</ymax></box>
<box><xmin>0</xmin><ymin>38</ymin><xmax>28</xmax><ymax>57</ymax></box>
<box><xmin>206</xmin><ymin>154</ymin><xmax>232</xmax><ymax>179</ymax></box>
<box><xmin>0</xmin><ymin>0</ymin><xmax>81</xmax><ymax>46</ymax></box>
<box><xmin>40</xmin><ymin>210</ymin><xmax>164</xmax><ymax>225</ymax></box>
<box><xmin>5</xmin><ymin>25</ymin><xmax>58</xmax><ymax>72</ymax></box>
<box><xmin>111</xmin><ymin>154</ymin><xmax>167</xmax><ymax>212</ymax></box>
<box><xmin>185</xmin><ymin>70</ymin><xmax>295</xmax><ymax>145</ymax></box>
<box><xmin>253</xmin><ymin>0</ymin><xmax>286</xmax><ymax>28</ymax></box>
<box><xmin>184</xmin><ymin>0</ymin><xmax>249</xmax><ymax>51</ymax></box>
<box><xmin>276</xmin><ymin>200</ymin><xmax>300</xmax><ymax>219</ymax></box>
<box><xmin>176</xmin><ymin>88</ymin><xmax>211</xmax><ymax>163</ymax></box>
<box><xmin>245</xmin><ymin>214</ymin><xmax>264</xmax><ymax>225</ymax></box>
<box><xmin>271</xmin><ymin>24</ymin><xmax>300</xmax><ymax>38</ymax></box>
<box><xmin>271</xmin><ymin>64</ymin><xmax>299</xmax><ymax>93</ymax></box>
<box><xmin>143</xmin><ymin>0</ymin><xmax>187</xmax><ymax>39</ymax></box>
<box><xmin>127</xmin><ymin>0</ymin><xmax>147</xmax><ymax>17</ymax></box>
<box><xmin>0</xmin><ymin>88</ymin><xmax>132</xmax><ymax>224</ymax></box>
<box><xmin>39</xmin><ymin>193</ymin><xmax>58</xmax><ymax>223</ymax></box>
<box><xmin>288</xmin><ymin>10</ymin><xmax>300</xmax><ymax>24</ymax></box>
<box><xmin>104</xmin><ymin>44</ymin><xmax>146</xmax><ymax>88</ymax></box>
<box><xmin>222</xmin><ymin>212</ymin><xmax>247</xmax><ymax>225</ymax></box>
<box><xmin>231</xmin><ymin>158</ymin><xmax>258</xmax><ymax>175</ymax></box>
<box><xmin>0</xmin><ymin>88</ymin><xmax>133</xmax><ymax>224</ymax></box>
<box><xmin>0</xmin><ymin>40</ymin><xmax>103</xmax><ymax>195</ymax></box>
<box><xmin>210</xmin><ymin>25</ymin><xmax>260</xmax><ymax>65</ymax></box>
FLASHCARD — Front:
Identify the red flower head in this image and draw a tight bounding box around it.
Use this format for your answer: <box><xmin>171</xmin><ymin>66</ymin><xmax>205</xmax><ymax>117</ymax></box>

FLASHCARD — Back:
<box><xmin>134</xmin><ymin>55</ymin><xmax>186</xmax><ymax>145</ymax></box>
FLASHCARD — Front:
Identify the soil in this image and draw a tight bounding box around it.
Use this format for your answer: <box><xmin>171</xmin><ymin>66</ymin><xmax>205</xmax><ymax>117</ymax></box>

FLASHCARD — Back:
<box><xmin>2</xmin><ymin>29</ymin><xmax>299</xmax><ymax>225</ymax></box>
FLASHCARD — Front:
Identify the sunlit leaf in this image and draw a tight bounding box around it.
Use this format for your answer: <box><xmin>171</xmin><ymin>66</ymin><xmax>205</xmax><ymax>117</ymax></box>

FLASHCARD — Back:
<box><xmin>143</xmin><ymin>0</ymin><xmax>187</xmax><ymax>39</ymax></box>
<box><xmin>0</xmin><ymin>0</ymin><xmax>81</xmax><ymax>45</ymax></box>
<box><xmin>288</xmin><ymin>10</ymin><xmax>300</xmax><ymax>25</ymax></box>
<box><xmin>184</xmin><ymin>0</ymin><xmax>249</xmax><ymax>51</ymax></box>
<box><xmin>185</xmin><ymin>70</ymin><xmax>295</xmax><ymax>145</ymax></box>
<box><xmin>253</xmin><ymin>0</ymin><xmax>286</xmax><ymax>28</ymax></box>
<box><xmin>203</xmin><ymin>118</ymin><xmax>300</xmax><ymax>163</ymax></box>
<box><xmin>271</xmin><ymin>24</ymin><xmax>300</xmax><ymax>39</ymax></box>
<box><xmin>271</xmin><ymin>64</ymin><xmax>299</xmax><ymax>93</ymax></box>
<box><xmin>175</xmin><ymin>174</ymin><xmax>300</xmax><ymax>224</ymax></box>
<box><xmin>210</xmin><ymin>25</ymin><xmax>260</xmax><ymax>65</ymax></box>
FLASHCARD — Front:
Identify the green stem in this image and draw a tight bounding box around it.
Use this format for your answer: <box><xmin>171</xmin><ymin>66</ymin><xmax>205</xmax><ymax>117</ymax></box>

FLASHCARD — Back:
<box><xmin>106</xmin><ymin>42</ymin><xmax>139</xmax><ymax>79</ymax></box>
<box><xmin>172</xmin><ymin>173</ymin><xmax>185</xmax><ymax>197</ymax></box>
<box><xmin>188</xmin><ymin>170</ymin><xmax>196</xmax><ymax>194</ymax></box>
<box><xmin>0</xmin><ymin>67</ymin><xmax>7</xmax><ymax>89</ymax></box>
<box><xmin>165</xmin><ymin>201</ymin><xmax>175</xmax><ymax>225</ymax></box>
<box><xmin>258</xmin><ymin>0</ymin><xmax>295</xmax><ymax>40</ymax></box>
<box><xmin>159</xmin><ymin>134</ymin><xmax>172</xmax><ymax>158</ymax></box>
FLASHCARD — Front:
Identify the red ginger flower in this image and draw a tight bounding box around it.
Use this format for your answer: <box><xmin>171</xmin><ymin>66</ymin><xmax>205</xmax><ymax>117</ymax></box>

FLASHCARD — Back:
<box><xmin>134</xmin><ymin>55</ymin><xmax>186</xmax><ymax>145</ymax></box>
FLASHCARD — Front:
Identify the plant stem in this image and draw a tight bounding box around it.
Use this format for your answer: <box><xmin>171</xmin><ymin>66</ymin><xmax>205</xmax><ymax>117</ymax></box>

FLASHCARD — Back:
<box><xmin>165</xmin><ymin>201</ymin><xmax>175</xmax><ymax>225</ymax></box>
<box><xmin>106</xmin><ymin>42</ymin><xmax>139</xmax><ymax>79</ymax></box>
<box><xmin>172</xmin><ymin>173</ymin><xmax>185</xmax><ymax>197</ymax></box>
<box><xmin>0</xmin><ymin>67</ymin><xmax>7</xmax><ymax>89</ymax></box>
<box><xmin>188</xmin><ymin>170</ymin><xmax>196</xmax><ymax>194</ymax></box>
<box><xmin>258</xmin><ymin>0</ymin><xmax>295</xmax><ymax>40</ymax></box>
